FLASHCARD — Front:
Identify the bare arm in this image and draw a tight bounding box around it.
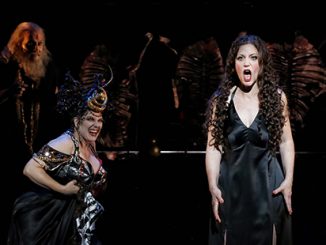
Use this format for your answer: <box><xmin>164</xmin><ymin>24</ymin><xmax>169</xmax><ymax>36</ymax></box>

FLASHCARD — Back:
<box><xmin>205</xmin><ymin>111</ymin><xmax>224</xmax><ymax>222</ymax></box>
<box><xmin>23</xmin><ymin>135</ymin><xmax>80</xmax><ymax>195</ymax></box>
<box><xmin>23</xmin><ymin>158</ymin><xmax>79</xmax><ymax>195</ymax></box>
<box><xmin>206</xmin><ymin>131</ymin><xmax>222</xmax><ymax>194</ymax></box>
<box><xmin>273</xmin><ymin>91</ymin><xmax>295</xmax><ymax>214</ymax></box>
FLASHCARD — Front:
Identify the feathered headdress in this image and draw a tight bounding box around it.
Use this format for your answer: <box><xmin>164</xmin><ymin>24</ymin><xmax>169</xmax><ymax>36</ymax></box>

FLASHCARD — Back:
<box><xmin>56</xmin><ymin>70</ymin><xmax>112</xmax><ymax>118</ymax></box>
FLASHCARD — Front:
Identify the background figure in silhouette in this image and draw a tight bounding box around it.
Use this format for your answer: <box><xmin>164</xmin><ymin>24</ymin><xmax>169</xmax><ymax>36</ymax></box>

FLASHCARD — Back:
<box><xmin>0</xmin><ymin>21</ymin><xmax>62</xmax><ymax>243</ymax></box>
<box><xmin>135</xmin><ymin>32</ymin><xmax>179</xmax><ymax>155</ymax></box>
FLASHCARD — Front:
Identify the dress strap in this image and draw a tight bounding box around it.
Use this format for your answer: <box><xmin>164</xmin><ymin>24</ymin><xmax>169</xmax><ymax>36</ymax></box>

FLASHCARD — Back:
<box><xmin>231</xmin><ymin>86</ymin><xmax>237</xmax><ymax>100</ymax></box>
<box><xmin>227</xmin><ymin>86</ymin><xmax>237</xmax><ymax>105</ymax></box>
<box><xmin>64</xmin><ymin>130</ymin><xmax>79</xmax><ymax>158</ymax></box>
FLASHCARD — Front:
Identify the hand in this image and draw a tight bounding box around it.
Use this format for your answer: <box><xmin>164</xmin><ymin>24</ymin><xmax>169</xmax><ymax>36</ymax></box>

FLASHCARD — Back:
<box><xmin>210</xmin><ymin>186</ymin><xmax>224</xmax><ymax>223</ymax></box>
<box><xmin>62</xmin><ymin>180</ymin><xmax>80</xmax><ymax>195</ymax></box>
<box><xmin>273</xmin><ymin>179</ymin><xmax>293</xmax><ymax>215</ymax></box>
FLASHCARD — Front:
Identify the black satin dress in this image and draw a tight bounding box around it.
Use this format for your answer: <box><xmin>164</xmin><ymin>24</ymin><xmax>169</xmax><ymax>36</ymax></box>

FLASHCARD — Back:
<box><xmin>208</xmin><ymin>98</ymin><xmax>292</xmax><ymax>245</ymax></box>
<box><xmin>7</xmin><ymin>131</ymin><xmax>107</xmax><ymax>245</ymax></box>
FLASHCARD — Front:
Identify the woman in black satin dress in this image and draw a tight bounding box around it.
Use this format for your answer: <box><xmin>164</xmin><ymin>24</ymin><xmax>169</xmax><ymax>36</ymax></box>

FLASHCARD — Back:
<box><xmin>205</xmin><ymin>34</ymin><xmax>295</xmax><ymax>245</ymax></box>
<box><xmin>7</xmin><ymin>74</ymin><xmax>109</xmax><ymax>245</ymax></box>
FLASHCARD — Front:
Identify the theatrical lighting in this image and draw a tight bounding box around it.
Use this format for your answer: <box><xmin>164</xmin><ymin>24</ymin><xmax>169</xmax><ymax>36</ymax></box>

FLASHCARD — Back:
<box><xmin>149</xmin><ymin>138</ymin><xmax>161</xmax><ymax>157</ymax></box>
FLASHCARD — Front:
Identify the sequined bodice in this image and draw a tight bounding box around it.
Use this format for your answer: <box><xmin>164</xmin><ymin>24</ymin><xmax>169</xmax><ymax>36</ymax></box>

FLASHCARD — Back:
<box><xmin>34</xmin><ymin>131</ymin><xmax>107</xmax><ymax>188</ymax></box>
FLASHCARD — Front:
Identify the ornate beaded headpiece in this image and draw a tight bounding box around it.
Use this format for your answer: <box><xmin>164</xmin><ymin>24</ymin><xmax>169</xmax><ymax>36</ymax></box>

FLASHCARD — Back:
<box><xmin>86</xmin><ymin>74</ymin><xmax>109</xmax><ymax>113</ymax></box>
<box><xmin>87</xmin><ymin>87</ymin><xmax>108</xmax><ymax>112</ymax></box>
<box><xmin>57</xmin><ymin>66</ymin><xmax>113</xmax><ymax>117</ymax></box>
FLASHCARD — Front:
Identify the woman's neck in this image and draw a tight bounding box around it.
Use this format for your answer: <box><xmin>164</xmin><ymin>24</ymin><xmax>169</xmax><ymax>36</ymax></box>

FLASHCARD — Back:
<box><xmin>237</xmin><ymin>83</ymin><xmax>259</xmax><ymax>97</ymax></box>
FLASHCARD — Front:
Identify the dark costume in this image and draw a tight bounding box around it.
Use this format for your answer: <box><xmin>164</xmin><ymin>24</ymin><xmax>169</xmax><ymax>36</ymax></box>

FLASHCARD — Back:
<box><xmin>135</xmin><ymin>34</ymin><xmax>179</xmax><ymax>152</ymax></box>
<box><xmin>0</xmin><ymin>58</ymin><xmax>61</xmax><ymax>155</ymax></box>
<box><xmin>0</xmin><ymin>56</ymin><xmax>62</xmax><ymax>244</ymax></box>
<box><xmin>7</xmin><ymin>131</ymin><xmax>107</xmax><ymax>245</ymax></box>
<box><xmin>209</xmin><ymin>90</ymin><xmax>292</xmax><ymax>245</ymax></box>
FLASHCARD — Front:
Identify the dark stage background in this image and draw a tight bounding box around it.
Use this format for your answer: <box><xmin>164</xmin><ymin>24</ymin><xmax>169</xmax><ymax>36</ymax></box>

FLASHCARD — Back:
<box><xmin>1</xmin><ymin>1</ymin><xmax>326</xmax><ymax>244</ymax></box>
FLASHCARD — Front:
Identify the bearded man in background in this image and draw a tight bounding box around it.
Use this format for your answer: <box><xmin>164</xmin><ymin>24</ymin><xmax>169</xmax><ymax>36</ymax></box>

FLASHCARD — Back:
<box><xmin>0</xmin><ymin>22</ymin><xmax>63</xmax><ymax>243</ymax></box>
<box><xmin>0</xmin><ymin>21</ymin><xmax>62</xmax><ymax>154</ymax></box>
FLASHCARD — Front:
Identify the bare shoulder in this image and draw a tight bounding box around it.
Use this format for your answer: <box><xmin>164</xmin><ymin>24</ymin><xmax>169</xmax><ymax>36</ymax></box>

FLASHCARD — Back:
<box><xmin>47</xmin><ymin>133</ymin><xmax>74</xmax><ymax>155</ymax></box>
<box><xmin>277</xmin><ymin>88</ymin><xmax>288</xmax><ymax>104</ymax></box>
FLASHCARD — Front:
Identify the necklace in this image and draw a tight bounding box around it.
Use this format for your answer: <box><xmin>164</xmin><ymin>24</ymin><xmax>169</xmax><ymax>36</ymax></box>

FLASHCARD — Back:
<box><xmin>16</xmin><ymin>69</ymin><xmax>40</xmax><ymax>153</ymax></box>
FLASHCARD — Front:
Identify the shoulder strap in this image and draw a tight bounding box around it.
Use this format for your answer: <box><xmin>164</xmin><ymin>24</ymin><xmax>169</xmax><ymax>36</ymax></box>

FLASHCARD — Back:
<box><xmin>65</xmin><ymin>130</ymin><xmax>79</xmax><ymax>157</ymax></box>
<box><xmin>227</xmin><ymin>86</ymin><xmax>237</xmax><ymax>105</ymax></box>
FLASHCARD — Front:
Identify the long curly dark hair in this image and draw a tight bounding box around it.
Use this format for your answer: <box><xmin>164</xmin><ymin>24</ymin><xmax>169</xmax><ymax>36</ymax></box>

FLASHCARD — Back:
<box><xmin>205</xmin><ymin>34</ymin><xmax>285</xmax><ymax>154</ymax></box>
